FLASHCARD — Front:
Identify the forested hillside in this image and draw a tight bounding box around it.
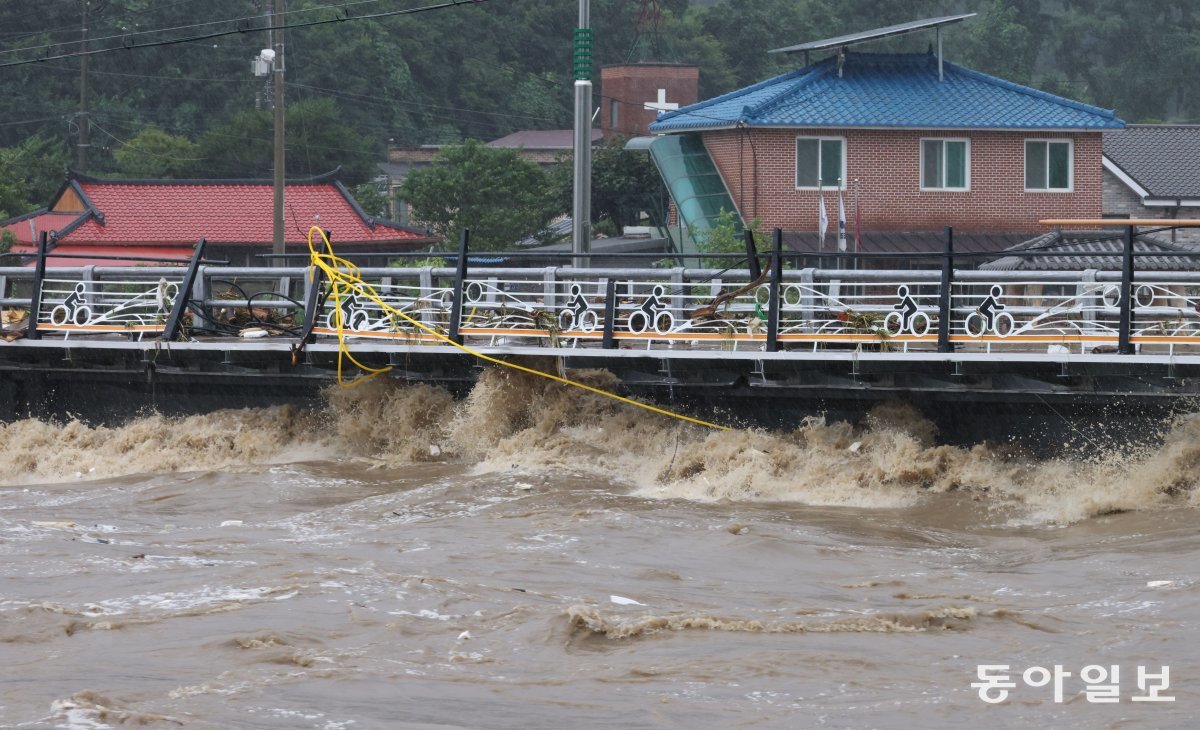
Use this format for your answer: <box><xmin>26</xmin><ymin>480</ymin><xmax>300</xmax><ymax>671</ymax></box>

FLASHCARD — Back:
<box><xmin>0</xmin><ymin>0</ymin><xmax>1196</xmax><ymax>218</ymax></box>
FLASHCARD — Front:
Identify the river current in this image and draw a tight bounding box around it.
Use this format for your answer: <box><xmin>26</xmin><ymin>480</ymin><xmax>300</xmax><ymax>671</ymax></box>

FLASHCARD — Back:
<box><xmin>1</xmin><ymin>370</ymin><xmax>1198</xmax><ymax>728</ymax></box>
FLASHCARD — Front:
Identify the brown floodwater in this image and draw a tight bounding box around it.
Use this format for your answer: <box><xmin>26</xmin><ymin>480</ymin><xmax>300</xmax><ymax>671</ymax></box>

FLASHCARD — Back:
<box><xmin>1</xmin><ymin>371</ymin><xmax>1198</xmax><ymax>728</ymax></box>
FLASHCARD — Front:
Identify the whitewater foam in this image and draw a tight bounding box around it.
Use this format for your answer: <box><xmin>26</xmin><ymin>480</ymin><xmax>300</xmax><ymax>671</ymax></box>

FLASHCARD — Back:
<box><xmin>2</xmin><ymin>368</ymin><xmax>1198</xmax><ymax>524</ymax></box>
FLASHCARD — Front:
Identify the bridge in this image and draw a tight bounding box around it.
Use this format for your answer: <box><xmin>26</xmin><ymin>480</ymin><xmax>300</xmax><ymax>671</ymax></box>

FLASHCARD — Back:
<box><xmin>3</xmin><ymin>222</ymin><xmax>1200</xmax><ymax>433</ymax></box>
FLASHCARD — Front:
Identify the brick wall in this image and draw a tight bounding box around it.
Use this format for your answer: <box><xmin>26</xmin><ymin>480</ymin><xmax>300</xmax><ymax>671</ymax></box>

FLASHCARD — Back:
<box><xmin>600</xmin><ymin>64</ymin><xmax>699</xmax><ymax>137</ymax></box>
<box><xmin>702</xmin><ymin>128</ymin><xmax>1105</xmax><ymax>234</ymax></box>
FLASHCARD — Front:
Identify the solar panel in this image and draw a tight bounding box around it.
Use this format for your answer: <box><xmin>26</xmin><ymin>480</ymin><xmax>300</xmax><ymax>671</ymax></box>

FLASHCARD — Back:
<box><xmin>768</xmin><ymin>14</ymin><xmax>976</xmax><ymax>55</ymax></box>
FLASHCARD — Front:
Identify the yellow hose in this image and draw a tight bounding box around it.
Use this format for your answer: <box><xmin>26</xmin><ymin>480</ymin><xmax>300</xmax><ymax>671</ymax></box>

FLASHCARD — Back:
<box><xmin>306</xmin><ymin>227</ymin><xmax>729</xmax><ymax>431</ymax></box>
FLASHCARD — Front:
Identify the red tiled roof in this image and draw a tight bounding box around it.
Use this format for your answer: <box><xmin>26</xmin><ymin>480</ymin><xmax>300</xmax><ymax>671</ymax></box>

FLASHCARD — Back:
<box><xmin>0</xmin><ymin>210</ymin><xmax>85</xmax><ymax>244</ymax></box>
<box><xmin>30</xmin><ymin>172</ymin><xmax>429</xmax><ymax>248</ymax></box>
<box><xmin>9</xmin><ymin>243</ymin><xmax>195</xmax><ymax>267</ymax></box>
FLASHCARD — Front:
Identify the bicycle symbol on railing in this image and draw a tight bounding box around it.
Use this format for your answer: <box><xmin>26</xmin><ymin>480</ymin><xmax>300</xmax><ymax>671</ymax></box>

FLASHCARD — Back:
<box><xmin>964</xmin><ymin>285</ymin><xmax>1015</xmax><ymax>337</ymax></box>
<box><xmin>326</xmin><ymin>292</ymin><xmax>371</xmax><ymax>330</ymax></box>
<box><xmin>627</xmin><ymin>285</ymin><xmax>675</xmax><ymax>335</ymax></box>
<box><xmin>558</xmin><ymin>284</ymin><xmax>598</xmax><ymax>332</ymax></box>
<box><xmin>883</xmin><ymin>285</ymin><xmax>932</xmax><ymax>336</ymax></box>
<box><xmin>49</xmin><ymin>283</ymin><xmax>93</xmax><ymax>326</ymax></box>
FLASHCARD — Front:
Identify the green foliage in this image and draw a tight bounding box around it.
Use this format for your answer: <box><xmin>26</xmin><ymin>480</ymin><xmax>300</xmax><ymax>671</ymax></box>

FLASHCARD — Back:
<box><xmin>352</xmin><ymin>182</ymin><xmax>390</xmax><ymax>219</ymax></box>
<box><xmin>0</xmin><ymin>229</ymin><xmax>14</xmax><ymax>255</ymax></box>
<box><xmin>113</xmin><ymin>128</ymin><xmax>200</xmax><ymax>178</ymax></box>
<box><xmin>393</xmin><ymin>255</ymin><xmax>448</xmax><ymax>268</ymax></box>
<box><xmin>549</xmin><ymin>136</ymin><xmax>666</xmax><ymax>232</ymax></box>
<box><xmin>400</xmin><ymin>139</ymin><xmax>557</xmax><ymax>251</ymax></box>
<box><xmin>0</xmin><ymin>135</ymin><xmax>69</xmax><ymax>214</ymax></box>
<box><xmin>956</xmin><ymin>0</ymin><xmax>1036</xmax><ymax>86</ymax></box>
<box><xmin>195</xmin><ymin>98</ymin><xmax>377</xmax><ymax>182</ymax></box>
<box><xmin>693</xmin><ymin>208</ymin><xmax>767</xmax><ymax>269</ymax></box>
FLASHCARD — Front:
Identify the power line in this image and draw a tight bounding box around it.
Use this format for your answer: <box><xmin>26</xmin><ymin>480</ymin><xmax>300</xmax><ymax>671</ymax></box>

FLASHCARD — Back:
<box><xmin>0</xmin><ymin>0</ymin><xmax>485</xmax><ymax>64</ymax></box>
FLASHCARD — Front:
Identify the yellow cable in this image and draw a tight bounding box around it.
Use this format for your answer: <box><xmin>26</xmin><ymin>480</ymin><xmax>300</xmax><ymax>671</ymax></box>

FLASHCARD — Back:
<box><xmin>305</xmin><ymin>227</ymin><xmax>729</xmax><ymax>431</ymax></box>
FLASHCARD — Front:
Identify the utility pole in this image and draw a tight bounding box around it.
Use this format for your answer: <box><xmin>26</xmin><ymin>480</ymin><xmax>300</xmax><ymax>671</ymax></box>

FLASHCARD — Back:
<box><xmin>78</xmin><ymin>0</ymin><xmax>90</xmax><ymax>172</ymax></box>
<box><xmin>571</xmin><ymin>0</ymin><xmax>592</xmax><ymax>268</ymax></box>
<box><xmin>272</xmin><ymin>0</ymin><xmax>286</xmax><ymax>264</ymax></box>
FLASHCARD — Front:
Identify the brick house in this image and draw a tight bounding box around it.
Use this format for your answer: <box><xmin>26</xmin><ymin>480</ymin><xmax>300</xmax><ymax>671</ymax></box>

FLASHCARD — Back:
<box><xmin>1</xmin><ymin>168</ymin><xmax>433</xmax><ymax>267</ymax></box>
<box><xmin>646</xmin><ymin>49</ymin><xmax>1125</xmax><ymax>257</ymax></box>
<box><xmin>1103</xmin><ymin>125</ymin><xmax>1200</xmax><ymax>243</ymax></box>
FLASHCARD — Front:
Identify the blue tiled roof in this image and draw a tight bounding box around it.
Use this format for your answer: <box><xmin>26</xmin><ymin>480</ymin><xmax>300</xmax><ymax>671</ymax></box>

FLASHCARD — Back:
<box><xmin>650</xmin><ymin>52</ymin><xmax>1124</xmax><ymax>132</ymax></box>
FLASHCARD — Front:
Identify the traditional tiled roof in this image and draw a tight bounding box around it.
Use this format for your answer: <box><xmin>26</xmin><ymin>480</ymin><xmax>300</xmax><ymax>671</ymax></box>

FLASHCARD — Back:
<box><xmin>1103</xmin><ymin>125</ymin><xmax>1200</xmax><ymax>199</ymax></box>
<box><xmin>487</xmin><ymin>129</ymin><xmax>604</xmax><ymax>150</ymax></box>
<box><xmin>0</xmin><ymin>169</ymin><xmax>430</xmax><ymax>248</ymax></box>
<box><xmin>781</xmin><ymin>230</ymin><xmax>1033</xmax><ymax>269</ymax></box>
<box><xmin>651</xmin><ymin>52</ymin><xmax>1124</xmax><ymax>132</ymax></box>
<box><xmin>0</xmin><ymin>209</ymin><xmax>86</xmax><ymax>244</ymax></box>
<box><xmin>980</xmin><ymin>230</ymin><xmax>1200</xmax><ymax>271</ymax></box>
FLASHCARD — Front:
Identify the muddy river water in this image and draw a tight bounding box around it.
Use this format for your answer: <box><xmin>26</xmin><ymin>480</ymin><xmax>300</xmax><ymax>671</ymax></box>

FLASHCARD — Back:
<box><xmin>1</xmin><ymin>371</ymin><xmax>1198</xmax><ymax>728</ymax></box>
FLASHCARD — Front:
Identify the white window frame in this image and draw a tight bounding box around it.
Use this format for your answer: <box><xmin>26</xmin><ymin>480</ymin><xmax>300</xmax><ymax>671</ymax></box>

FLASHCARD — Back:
<box><xmin>919</xmin><ymin>137</ymin><xmax>970</xmax><ymax>192</ymax></box>
<box><xmin>1024</xmin><ymin>138</ymin><xmax>1074</xmax><ymax>192</ymax></box>
<box><xmin>795</xmin><ymin>136</ymin><xmax>847</xmax><ymax>190</ymax></box>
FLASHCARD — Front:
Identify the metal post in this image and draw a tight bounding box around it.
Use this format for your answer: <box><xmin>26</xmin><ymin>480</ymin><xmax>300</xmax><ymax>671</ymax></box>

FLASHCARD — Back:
<box><xmin>937</xmin><ymin>225</ymin><xmax>954</xmax><ymax>353</ymax></box>
<box><xmin>1119</xmin><ymin>224</ymin><xmax>1135</xmax><ymax>355</ymax></box>
<box><xmin>298</xmin><ymin>266</ymin><xmax>324</xmax><ymax>345</ymax></box>
<box><xmin>766</xmin><ymin>228</ymin><xmax>783</xmax><ymax>353</ymax></box>
<box><xmin>601</xmin><ymin>278</ymin><xmax>617</xmax><ymax>349</ymax></box>
<box><xmin>744</xmin><ymin>229</ymin><xmax>761</xmax><ymax>279</ymax></box>
<box><xmin>271</xmin><ymin>0</ymin><xmax>286</xmax><ymax>267</ymax></box>
<box><xmin>448</xmin><ymin>228</ymin><xmax>470</xmax><ymax>345</ymax></box>
<box><xmin>297</xmin><ymin>230</ymin><xmax>331</xmax><ymax>345</ymax></box>
<box><xmin>26</xmin><ymin>232</ymin><xmax>48</xmax><ymax>341</ymax></box>
<box><xmin>571</xmin><ymin>0</ymin><xmax>592</xmax><ymax>268</ymax></box>
<box><xmin>162</xmin><ymin>239</ymin><xmax>208</xmax><ymax>342</ymax></box>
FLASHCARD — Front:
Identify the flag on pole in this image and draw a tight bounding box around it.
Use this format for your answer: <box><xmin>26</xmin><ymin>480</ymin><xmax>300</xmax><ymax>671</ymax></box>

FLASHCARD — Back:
<box><xmin>837</xmin><ymin>184</ymin><xmax>848</xmax><ymax>252</ymax></box>
<box><xmin>854</xmin><ymin>179</ymin><xmax>862</xmax><ymax>253</ymax></box>
<box><xmin>817</xmin><ymin>182</ymin><xmax>828</xmax><ymax>250</ymax></box>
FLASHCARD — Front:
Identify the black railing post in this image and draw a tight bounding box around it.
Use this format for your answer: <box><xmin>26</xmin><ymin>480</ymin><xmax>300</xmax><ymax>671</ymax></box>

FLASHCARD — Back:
<box><xmin>162</xmin><ymin>238</ymin><xmax>207</xmax><ymax>342</ymax></box>
<box><xmin>937</xmin><ymin>225</ymin><xmax>954</xmax><ymax>353</ymax></box>
<box><xmin>1119</xmin><ymin>223</ymin><xmax>1135</xmax><ymax>355</ymax></box>
<box><xmin>447</xmin><ymin>228</ymin><xmax>470</xmax><ymax>345</ymax></box>
<box><xmin>766</xmin><ymin>228</ymin><xmax>783</xmax><ymax>353</ymax></box>
<box><xmin>26</xmin><ymin>231</ymin><xmax>48</xmax><ymax>341</ymax></box>
<box><xmin>299</xmin><ymin>267</ymin><xmax>325</xmax><ymax>345</ymax></box>
<box><xmin>292</xmin><ymin>231</ymin><xmax>333</xmax><ymax>354</ymax></box>
<box><xmin>601</xmin><ymin>278</ymin><xmax>617</xmax><ymax>349</ymax></box>
<box><xmin>744</xmin><ymin>229</ymin><xmax>762</xmax><ymax>279</ymax></box>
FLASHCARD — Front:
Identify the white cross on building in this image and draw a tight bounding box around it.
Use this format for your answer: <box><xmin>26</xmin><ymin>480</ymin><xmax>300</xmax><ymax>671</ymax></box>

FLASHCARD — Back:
<box><xmin>644</xmin><ymin>88</ymin><xmax>679</xmax><ymax>113</ymax></box>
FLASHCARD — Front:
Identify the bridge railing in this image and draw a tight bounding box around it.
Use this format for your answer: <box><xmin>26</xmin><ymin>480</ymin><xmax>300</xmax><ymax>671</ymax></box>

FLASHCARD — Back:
<box><xmin>3</xmin><ymin>262</ymin><xmax>1200</xmax><ymax>356</ymax></box>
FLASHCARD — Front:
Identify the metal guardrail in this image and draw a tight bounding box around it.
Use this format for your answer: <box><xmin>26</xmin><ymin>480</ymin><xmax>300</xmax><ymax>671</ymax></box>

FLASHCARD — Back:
<box><xmin>3</xmin><ymin>228</ymin><xmax>1200</xmax><ymax>357</ymax></box>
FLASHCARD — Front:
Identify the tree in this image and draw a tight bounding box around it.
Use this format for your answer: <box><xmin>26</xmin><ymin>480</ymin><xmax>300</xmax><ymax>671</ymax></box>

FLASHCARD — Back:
<box><xmin>195</xmin><ymin>98</ymin><xmax>378</xmax><ymax>181</ymax></box>
<box><xmin>0</xmin><ymin>135</ymin><xmax>69</xmax><ymax>214</ymax></box>
<box><xmin>400</xmin><ymin>139</ymin><xmax>559</xmax><ymax>251</ymax></box>
<box><xmin>549</xmin><ymin>136</ymin><xmax>666</xmax><ymax>233</ymax></box>
<box><xmin>352</xmin><ymin>182</ymin><xmax>390</xmax><ymax>219</ymax></box>
<box><xmin>113</xmin><ymin>127</ymin><xmax>201</xmax><ymax>178</ymax></box>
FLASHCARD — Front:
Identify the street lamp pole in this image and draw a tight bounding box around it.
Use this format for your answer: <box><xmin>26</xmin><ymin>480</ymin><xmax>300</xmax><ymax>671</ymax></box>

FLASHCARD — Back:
<box><xmin>272</xmin><ymin>0</ymin><xmax>286</xmax><ymax>265</ymax></box>
<box><xmin>571</xmin><ymin>0</ymin><xmax>592</xmax><ymax>269</ymax></box>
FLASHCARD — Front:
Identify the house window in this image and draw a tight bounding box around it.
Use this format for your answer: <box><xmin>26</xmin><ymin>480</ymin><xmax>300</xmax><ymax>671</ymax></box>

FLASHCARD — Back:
<box><xmin>796</xmin><ymin>137</ymin><xmax>845</xmax><ymax>189</ymax></box>
<box><xmin>1025</xmin><ymin>140</ymin><xmax>1072</xmax><ymax>191</ymax></box>
<box><xmin>610</xmin><ymin>100</ymin><xmax>618</xmax><ymax>129</ymax></box>
<box><xmin>921</xmin><ymin>138</ymin><xmax>969</xmax><ymax>190</ymax></box>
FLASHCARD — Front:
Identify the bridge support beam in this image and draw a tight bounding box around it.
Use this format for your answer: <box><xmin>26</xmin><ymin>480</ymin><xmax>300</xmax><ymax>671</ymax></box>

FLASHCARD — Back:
<box><xmin>26</xmin><ymin>231</ymin><xmax>48</xmax><ymax>341</ymax></box>
<box><xmin>766</xmin><ymin>228</ymin><xmax>782</xmax><ymax>353</ymax></box>
<box><xmin>448</xmin><ymin>228</ymin><xmax>470</xmax><ymax>345</ymax></box>
<box><xmin>1119</xmin><ymin>224</ymin><xmax>1135</xmax><ymax>355</ymax></box>
<box><xmin>937</xmin><ymin>226</ymin><xmax>954</xmax><ymax>353</ymax></box>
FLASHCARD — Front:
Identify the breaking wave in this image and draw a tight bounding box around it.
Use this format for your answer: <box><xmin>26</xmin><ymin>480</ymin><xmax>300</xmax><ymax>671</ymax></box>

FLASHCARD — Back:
<box><xmin>3</xmin><ymin>366</ymin><xmax>1200</xmax><ymax>523</ymax></box>
<box><xmin>566</xmin><ymin>604</ymin><xmax>979</xmax><ymax>639</ymax></box>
